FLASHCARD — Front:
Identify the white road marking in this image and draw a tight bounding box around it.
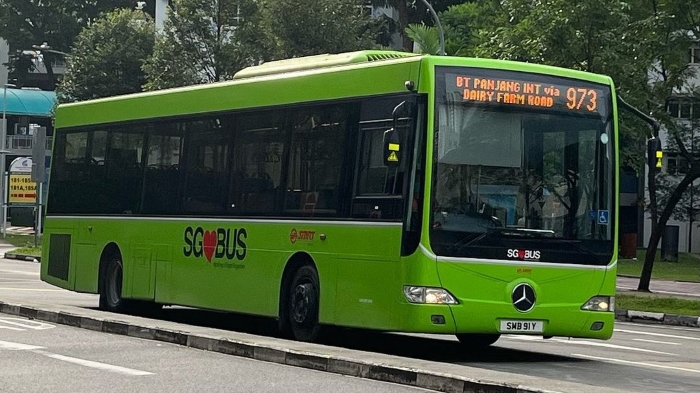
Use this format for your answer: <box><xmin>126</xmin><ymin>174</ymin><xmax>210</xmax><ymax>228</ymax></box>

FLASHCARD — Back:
<box><xmin>506</xmin><ymin>335</ymin><xmax>674</xmax><ymax>355</ymax></box>
<box><xmin>0</xmin><ymin>318</ymin><xmax>55</xmax><ymax>331</ymax></box>
<box><xmin>0</xmin><ymin>287</ymin><xmax>64</xmax><ymax>292</ymax></box>
<box><xmin>0</xmin><ymin>270</ymin><xmax>39</xmax><ymax>276</ymax></box>
<box><xmin>0</xmin><ymin>280</ymin><xmax>37</xmax><ymax>284</ymax></box>
<box><xmin>633</xmin><ymin>338</ymin><xmax>681</xmax><ymax>346</ymax></box>
<box><xmin>616</xmin><ymin>328</ymin><xmax>700</xmax><ymax>342</ymax></box>
<box><xmin>35</xmin><ymin>351</ymin><xmax>154</xmax><ymax>376</ymax></box>
<box><xmin>0</xmin><ymin>339</ymin><xmax>153</xmax><ymax>376</ymax></box>
<box><xmin>0</xmin><ymin>340</ymin><xmax>45</xmax><ymax>351</ymax></box>
<box><xmin>617</xmin><ymin>322</ymin><xmax>700</xmax><ymax>333</ymax></box>
<box><xmin>0</xmin><ymin>325</ymin><xmax>24</xmax><ymax>331</ymax></box>
<box><xmin>574</xmin><ymin>354</ymin><xmax>700</xmax><ymax>375</ymax></box>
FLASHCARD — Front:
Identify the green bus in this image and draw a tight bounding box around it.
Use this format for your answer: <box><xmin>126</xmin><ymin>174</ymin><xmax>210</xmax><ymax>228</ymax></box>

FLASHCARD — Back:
<box><xmin>41</xmin><ymin>51</ymin><xmax>617</xmax><ymax>345</ymax></box>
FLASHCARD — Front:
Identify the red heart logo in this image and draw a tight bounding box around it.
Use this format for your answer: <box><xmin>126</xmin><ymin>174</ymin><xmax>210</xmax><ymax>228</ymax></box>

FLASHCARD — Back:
<box><xmin>203</xmin><ymin>230</ymin><xmax>216</xmax><ymax>262</ymax></box>
<box><xmin>518</xmin><ymin>250</ymin><xmax>525</xmax><ymax>259</ymax></box>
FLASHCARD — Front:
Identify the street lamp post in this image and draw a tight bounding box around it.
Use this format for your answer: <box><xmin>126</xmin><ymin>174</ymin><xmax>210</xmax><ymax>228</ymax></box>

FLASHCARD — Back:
<box><xmin>1</xmin><ymin>83</ymin><xmax>17</xmax><ymax>238</ymax></box>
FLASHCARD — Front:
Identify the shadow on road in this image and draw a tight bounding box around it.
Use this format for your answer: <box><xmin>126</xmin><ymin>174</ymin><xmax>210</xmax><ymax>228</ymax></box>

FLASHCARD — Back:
<box><xmin>86</xmin><ymin>305</ymin><xmax>585</xmax><ymax>365</ymax></box>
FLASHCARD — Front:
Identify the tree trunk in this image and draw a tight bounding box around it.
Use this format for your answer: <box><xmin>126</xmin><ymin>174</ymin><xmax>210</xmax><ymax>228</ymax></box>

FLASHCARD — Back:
<box><xmin>638</xmin><ymin>173</ymin><xmax>696</xmax><ymax>291</ymax></box>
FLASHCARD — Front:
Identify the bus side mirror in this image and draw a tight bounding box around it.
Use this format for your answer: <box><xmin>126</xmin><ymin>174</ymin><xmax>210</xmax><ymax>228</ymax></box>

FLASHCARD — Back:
<box><xmin>383</xmin><ymin>128</ymin><xmax>401</xmax><ymax>166</ymax></box>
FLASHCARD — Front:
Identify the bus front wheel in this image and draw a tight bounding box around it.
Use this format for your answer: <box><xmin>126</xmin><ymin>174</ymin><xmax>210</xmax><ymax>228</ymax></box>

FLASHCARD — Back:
<box><xmin>99</xmin><ymin>256</ymin><xmax>125</xmax><ymax>312</ymax></box>
<box><xmin>456</xmin><ymin>333</ymin><xmax>501</xmax><ymax>347</ymax></box>
<box><xmin>287</xmin><ymin>265</ymin><xmax>321</xmax><ymax>342</ymax></box>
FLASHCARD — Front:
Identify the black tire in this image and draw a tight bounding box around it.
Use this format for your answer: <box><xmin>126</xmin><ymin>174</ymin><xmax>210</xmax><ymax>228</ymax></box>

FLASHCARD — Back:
<box><xmin>456</xmin><ymin>333</ymin><xmax>501</xmax><ymax>347</ymax></box>
<box><xmin>99</xmin><ymin>256</ymin><xmax>126</xmax><ymax>312</ymax></box>
<box><xmin>286</xmin><ymin>265</ymin><xmax>322</xmax><ymax>342</ymax></box>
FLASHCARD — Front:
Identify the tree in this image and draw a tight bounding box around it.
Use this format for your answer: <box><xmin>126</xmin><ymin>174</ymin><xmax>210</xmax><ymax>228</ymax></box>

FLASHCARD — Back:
<box><xmin>263</xmin><ymin>0</ymin><xmax>378</xmax><ymax>59</ymax></box>
<box><xmin>56</xmin><ymin>9</ymin><xmax>154</xmax><ymax>102</ymax></box>
<box><xmin>635</xmin><ymin>0</ymin><xmax>700</xmax><ymax>291</ymax></box>
<box><xmin>371</xmin><ymin>0</ymin><xmax>463</xmax><ymax>51</ymax></box>
<box><xmin>143</xmin><ymin>0</ymin><xmax>271</xmax><ymax>90</ymax></box>
<box><xmin>144</xmin><ymin>0</ymin><xmax>381</xmax><ymax>90</ymax></box>
<box><xmin>405</xmin><ymin>23</ymin><xmax>441</xmax><ymax>55</ymax></box>
<box><xmin>0</xmin><ymin>0</ymin><xmax>134</xmax><ymax>88</ymax></box>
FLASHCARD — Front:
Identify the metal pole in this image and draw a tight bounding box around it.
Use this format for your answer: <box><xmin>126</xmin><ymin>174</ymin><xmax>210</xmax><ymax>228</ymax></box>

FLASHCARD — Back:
<box><xmin>1</xmin><ymin>84</ymin><xmax>14</xmax><ymax>238</ymax></box>
<box><xmin>419</xmin><ymin>0</ymin><xmax>445</xmax><ymax>56</ymax></box>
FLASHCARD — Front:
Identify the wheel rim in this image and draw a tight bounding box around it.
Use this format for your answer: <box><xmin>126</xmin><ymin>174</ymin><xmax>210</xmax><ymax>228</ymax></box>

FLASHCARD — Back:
<box><xmin>291</xmin><ymin>282</ymin><xmax>314</xmax><ymax>325</ymax></box>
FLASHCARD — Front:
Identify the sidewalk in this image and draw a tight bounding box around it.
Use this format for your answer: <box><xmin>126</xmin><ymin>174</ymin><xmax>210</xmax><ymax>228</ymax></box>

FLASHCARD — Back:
<box><xmin>617</xmin><ymin>276</ymin><xmax>700</xmax><ymax>299</ymax></box>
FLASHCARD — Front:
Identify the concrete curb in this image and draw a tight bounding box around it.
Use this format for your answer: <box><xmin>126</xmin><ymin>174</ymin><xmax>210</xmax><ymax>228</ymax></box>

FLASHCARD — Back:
<box><xmin>0</xmin><ymin>300</ymin><xmax>556</xmax><ymax>393</ymax></box>
<box><xmin>615</xmin><ymin>308</ymin><xmax>700</xmax><ymax>327</ymax></box>
<box><xmin>3</xmin><ymin>253</ymin><xmax>40</xmax><ymax>262</ymax></box>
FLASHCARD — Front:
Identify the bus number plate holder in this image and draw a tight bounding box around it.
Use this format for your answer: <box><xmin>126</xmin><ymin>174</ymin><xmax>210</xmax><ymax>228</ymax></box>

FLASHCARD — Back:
<box><xmin>499</xmin><ymin>320</ymin><xmax>544</xmax><ymax>333</ymax></box>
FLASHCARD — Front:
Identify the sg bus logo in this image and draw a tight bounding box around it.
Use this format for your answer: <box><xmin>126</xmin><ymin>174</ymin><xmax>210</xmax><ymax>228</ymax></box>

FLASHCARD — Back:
<box><xmin>507</xmin><ymin>249</ymin><xmax>541</xmax><ymax>261</ymax></box>
<box><xmin>183</xmin><ymin>227</ymin><xmax>247</xmax><ymax>263</ymax></box>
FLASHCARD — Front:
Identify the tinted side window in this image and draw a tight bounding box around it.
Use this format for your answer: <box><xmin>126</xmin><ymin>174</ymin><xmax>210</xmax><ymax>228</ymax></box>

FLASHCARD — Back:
<box><xmin>142</xmin><ymin>122</ymin><xmax>183</xmax><ymax>214</ymax></box>
<box><xmin>100</xmin><ymin>127</ymin><xmax>144</xmax><ymax>214</ymax></box>
<box><xmin>285</xmin><ymin>104</ymin><xmax>349</xmax><ymax>217</ymax></box>
<box><xmin>47</xmin><ymin>130</ymin><xmax>108</xmax><ymax>214</ymax></box>
<box><xmin>229</xmin><ymin>111</ymin><xmax>285</xmax><ymax>216</ymax></box>
<box><xmin>182</xmin><ymin>117</ymin><xmax>231</xmax><ymax>214</ymax></box>
<box><xmin>352</xmin><ymin>96</ymin><xmax>412</xmax><ymax>220</ymax></box>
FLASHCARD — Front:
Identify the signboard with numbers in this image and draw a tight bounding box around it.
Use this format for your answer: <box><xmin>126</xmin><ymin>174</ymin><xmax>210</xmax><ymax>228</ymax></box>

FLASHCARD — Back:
<box><xmin>8</xmin><ymin>157</ymin><xmax>37</xmax><ymax>204</ymax></box>
<box><xmin>440</xmin><ymin>67</ymin><xmax>610</xmax><ymax>117</ymax></box>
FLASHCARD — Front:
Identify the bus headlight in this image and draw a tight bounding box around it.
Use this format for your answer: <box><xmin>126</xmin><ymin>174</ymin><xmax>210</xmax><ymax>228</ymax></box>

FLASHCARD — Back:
<box><xmin>581</xmin><ymin>296</ymin><xmax>615</xmax><ymax>312</ymax></box>
<box><xmin>403</xmin><ymin>286</ymin><xmax>458</xmax><ymax>304</ymax></box>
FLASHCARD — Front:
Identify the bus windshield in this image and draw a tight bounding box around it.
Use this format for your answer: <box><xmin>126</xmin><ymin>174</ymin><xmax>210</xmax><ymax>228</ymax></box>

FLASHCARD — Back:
<box><xmin>431</xmin><ymin>67</ymin><xmax>614</xmax><ymax>265</ymax></box>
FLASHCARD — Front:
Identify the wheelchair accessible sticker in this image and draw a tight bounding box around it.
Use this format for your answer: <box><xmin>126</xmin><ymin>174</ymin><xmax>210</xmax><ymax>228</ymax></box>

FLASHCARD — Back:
<box><xmin>597</xmin><ymin>210</ymin><xmax>609</xmax><ymax>225</ymax></box>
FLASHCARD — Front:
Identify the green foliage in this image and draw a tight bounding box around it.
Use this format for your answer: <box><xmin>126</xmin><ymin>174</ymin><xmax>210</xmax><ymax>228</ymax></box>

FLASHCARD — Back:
<box><xmin>405</xmin><ymin>24</ymin><xmax>440</xmax><ymax>55</ymax></box>
<box><xmin>439</xmin><ymin>1</ymin><xmax>498</xmax><ymax>57</ymax></box>
<box><xmin>144</xmin><ymin>0</ymin><xmax>379</xmax><ymax>90</ymax></box>
<box><xmin>617</xmin><ymin>294</ymin><xmax>700</xmax><ymax>316</ymax></box>
<box><xmin>143</xmin><ymin>0</ymin><xmax>269</xmax><ymax>90</ymax></box>
<box><xmin>0</xmin><ymin>0</ymin><xmax>134</xmax><ymax>87</ymax></box>
<box><xmin>264</xmin><ymin>0</ymin><xmax>378</xmax><ymax>59</ymax></box>
<box><xmin>56</xmin><ymin>9</ymin><xmax>154</xmax><ymax>102</ymax></box>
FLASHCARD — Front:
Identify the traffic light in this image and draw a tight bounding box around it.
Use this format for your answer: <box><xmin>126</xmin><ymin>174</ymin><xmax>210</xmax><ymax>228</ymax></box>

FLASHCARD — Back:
<box><xmin>648</xmin><ymin>137</ymin><xmax>662</xmax><ymax>172</ymax></box>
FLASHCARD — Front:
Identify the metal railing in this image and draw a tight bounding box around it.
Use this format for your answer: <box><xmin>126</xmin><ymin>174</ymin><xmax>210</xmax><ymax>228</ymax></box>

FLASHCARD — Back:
<box><xmin>6</xmin><ymin>135</ymin><xmax>53</xmax><ymax>150</ymax></box>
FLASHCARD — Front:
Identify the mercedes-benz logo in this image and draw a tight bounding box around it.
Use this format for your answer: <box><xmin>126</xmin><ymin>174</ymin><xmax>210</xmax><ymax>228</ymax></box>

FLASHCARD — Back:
<box><xmin>511</xmin><ymin>283</ymin><xmax>536</xmax><ymax>312</ymax></box>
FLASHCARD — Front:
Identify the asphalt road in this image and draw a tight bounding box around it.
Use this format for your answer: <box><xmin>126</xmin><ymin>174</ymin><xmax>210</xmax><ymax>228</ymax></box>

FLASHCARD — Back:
<box><xmin>2</xmin><ymin>258</ymin><xmax>700</xmax><ymax>393</ymax></box>
<box><xmin>0</xmin><ymin>315</ymin><xmax>433</xmax><ymax>393</ymax></box>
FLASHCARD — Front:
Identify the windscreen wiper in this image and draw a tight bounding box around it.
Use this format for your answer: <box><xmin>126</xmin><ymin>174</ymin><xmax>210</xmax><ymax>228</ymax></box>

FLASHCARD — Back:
<box><xmin>448</xmin><ymin>227</ymin><xmax>555</xmax><ymax>253</ymax></box>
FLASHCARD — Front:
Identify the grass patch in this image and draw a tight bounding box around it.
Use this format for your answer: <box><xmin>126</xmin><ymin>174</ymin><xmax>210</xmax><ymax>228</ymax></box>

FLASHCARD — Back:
<box><xmin>3</xmin><ymin>234</ymin><xmax>41</xmax><ymax>248</ymax></box>
<box><xmin>617</xmin><ymin>293</ymin><xmax>700</xmax><ymax>316</ymax></box>
<box><xmin>618</xmin><ymin>249</ymin><xmax>700</xmax><ymax>283</ymax></box>
<box><xmin>10</xmin><ymin>246</ymin><xmax>41</xmax><ymax>257</ymax></box>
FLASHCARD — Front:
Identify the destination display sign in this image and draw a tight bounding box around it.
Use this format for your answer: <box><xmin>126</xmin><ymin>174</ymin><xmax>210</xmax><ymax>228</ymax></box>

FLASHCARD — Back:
<box><xmin>441</xmin><ymin>68</ymin><xmax>609</xmax><ymax>116</ymax></box>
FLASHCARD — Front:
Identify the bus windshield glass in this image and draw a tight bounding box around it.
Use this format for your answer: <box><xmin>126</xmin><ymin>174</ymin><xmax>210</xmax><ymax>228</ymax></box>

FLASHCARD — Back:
<box><xmin>431</xmin><ymin>67</ymin><xmax>614</xmax><ymax>265</ymax></box>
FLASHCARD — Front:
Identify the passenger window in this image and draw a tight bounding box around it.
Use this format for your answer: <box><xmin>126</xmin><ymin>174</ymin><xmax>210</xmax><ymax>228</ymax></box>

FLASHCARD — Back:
<box><xmin>285</xmin><ymin>104</ymin><xmax>349</xmax><ymax>217</ymax></box>
<box><xmin>182</xmin><ymin>117</ymin><xmax>231</xmax><ymax>214</ymax></box>
<box><xmin>142</xmin><ymin>122</ymin><xmax>183</xmax><ymax>214</ymax></box>
<box><xmin>229</xmin><ymin>111</ymin><xmax>285</xmax><ymax>215</ymax></box>
<box><xmin>352</xmin><ymin>96</ymin><xmax>413</xmax><ymax>220</ymax></box>
<box><xmin>104</xmin><ymin>128</ymin><xmax>144</xmax><ymax>214</ymax></box>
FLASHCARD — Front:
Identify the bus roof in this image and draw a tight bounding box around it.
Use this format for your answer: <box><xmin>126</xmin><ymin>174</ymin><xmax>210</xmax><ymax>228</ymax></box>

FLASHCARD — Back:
<box><xmin>55</xmin><ymin>50</ymin><xmax>614</xmax><ymax>129</ymax></box>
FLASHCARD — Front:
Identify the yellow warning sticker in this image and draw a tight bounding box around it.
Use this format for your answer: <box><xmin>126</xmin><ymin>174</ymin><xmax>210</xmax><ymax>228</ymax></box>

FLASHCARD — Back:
<box><xmin>388</xmin><ymin>151</ymin><xmax>399</xmax><ymax>162</ymax></box>
<box><xmin>388</xmin><ymin>143</ymin><xmax>400</xmax><ymax>152</ymax></box>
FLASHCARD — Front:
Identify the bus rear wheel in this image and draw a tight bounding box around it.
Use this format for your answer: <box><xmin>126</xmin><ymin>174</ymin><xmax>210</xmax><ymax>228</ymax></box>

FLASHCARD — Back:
<box><xmin>456</xmin><ymin>333</ymin><xmax>501</xmax><ymax>347</ymax></box>
<box><xmin>287</xmin><ymin>265</ymin><xmax>321</xmax><ymax>342</ymax></box>
<box><xmin>99</xmin><ymin>256</ymin><xmax>126</xmax><ymax>312</ymax></box>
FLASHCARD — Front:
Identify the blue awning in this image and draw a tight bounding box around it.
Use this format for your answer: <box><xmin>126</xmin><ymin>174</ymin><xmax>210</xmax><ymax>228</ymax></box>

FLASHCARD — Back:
<box><xmin>0</xmin><ymin>88</ymin><xmax>56</xmax><ymax>117</ymax></box>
